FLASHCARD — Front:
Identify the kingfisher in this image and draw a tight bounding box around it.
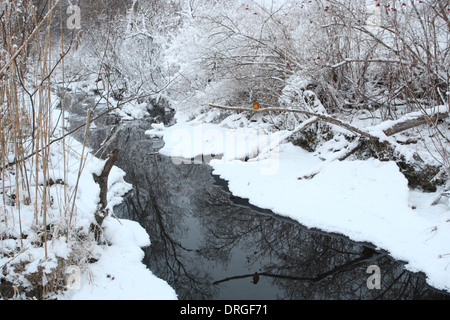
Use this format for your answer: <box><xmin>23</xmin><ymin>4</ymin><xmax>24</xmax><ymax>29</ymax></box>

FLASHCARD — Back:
<box><xmin>252</xmin><ymin>99</ymin><xmax>260</xmax><ymax>110</ymax></box>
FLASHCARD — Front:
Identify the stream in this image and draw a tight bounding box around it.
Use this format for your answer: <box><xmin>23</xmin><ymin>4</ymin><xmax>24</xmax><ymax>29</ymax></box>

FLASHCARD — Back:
<box><xmin>65</xmin><ymin>92</ymin><xmax>450</xmax><ymax>300</ymax></box>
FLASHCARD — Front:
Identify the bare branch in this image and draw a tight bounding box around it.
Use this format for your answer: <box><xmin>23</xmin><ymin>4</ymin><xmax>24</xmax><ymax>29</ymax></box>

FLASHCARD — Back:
<box><xmin>209</xmin><ymin>103</ymin><xmax>378</xmax><ymax>140</ymax></box>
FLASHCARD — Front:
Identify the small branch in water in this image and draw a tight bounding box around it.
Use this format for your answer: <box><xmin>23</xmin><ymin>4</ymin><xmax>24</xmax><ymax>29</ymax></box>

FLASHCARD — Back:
<box><xmin>212</xmin><ymin>272</ymin><xmax>320</xmax><ymax>285</ymax></box>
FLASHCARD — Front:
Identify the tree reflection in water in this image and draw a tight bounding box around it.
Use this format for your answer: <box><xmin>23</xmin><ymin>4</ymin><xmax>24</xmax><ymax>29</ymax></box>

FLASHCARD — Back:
<box><xmin>114</xmin><ymin>153</ymin><xmax>450</xmax><ymax>300</ymax></box>
<box><xmin>80</xmin><ymin>114</ymin><xmax>450</xmax><ymax>300</ymax></box>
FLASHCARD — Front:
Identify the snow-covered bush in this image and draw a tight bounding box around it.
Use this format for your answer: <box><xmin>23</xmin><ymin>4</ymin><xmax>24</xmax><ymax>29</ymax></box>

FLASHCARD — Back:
<box><xmin>67</xmin><ymin>0</ymin><xmax>181</xmax><ymax>102</ymax></box>
<box><xmin>163</xmin><ymin>0</ymin><xmax>307</xmax><ymax>112</ymax></box>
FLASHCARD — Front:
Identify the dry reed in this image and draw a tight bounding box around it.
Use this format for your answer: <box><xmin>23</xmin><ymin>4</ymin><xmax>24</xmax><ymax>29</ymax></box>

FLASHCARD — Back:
<box><xmin>0</xmin><ymin>0</ymin><xmax>85</xmax><ymax>299</ymax></box>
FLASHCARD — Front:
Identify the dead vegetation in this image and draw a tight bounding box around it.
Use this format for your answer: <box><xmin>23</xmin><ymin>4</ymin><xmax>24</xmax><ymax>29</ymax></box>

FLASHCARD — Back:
<box><xmin>0</xmin><ymin>0</ymin><xmax>92</xmax><ymax>300</ymax></box>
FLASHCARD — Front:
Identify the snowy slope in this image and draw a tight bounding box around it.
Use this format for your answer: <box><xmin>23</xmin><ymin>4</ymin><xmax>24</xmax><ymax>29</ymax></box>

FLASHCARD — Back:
<box><xmin>63</xmin><ymin>218</ymin><xmax>177</xmax><ymax>300</ymax></box>
<box><xmin>58</xmin><ymin>120</ymin><xmax>177</xmax><ymax>300</ymax></box>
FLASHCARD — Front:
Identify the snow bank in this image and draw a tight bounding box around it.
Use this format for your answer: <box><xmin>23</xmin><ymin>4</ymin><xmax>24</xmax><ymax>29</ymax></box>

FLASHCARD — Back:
<box><xmin>146</xmin><ymin>114</ymin><xmax>283</xmax><ymax>165</ymax></box>
<box><xmin>65</xmin><ymin>218</ymin><xmax>177</xmax><ymax>300</ymax></box>
<box><xmin>59</xmin><ymin>130</ymin><xmax>177</xmax><ymax>300</ymax></box>
<box><xmin>0</xmin><ymin>101</ymin><xmax>176</xmax><ymax>300</ymax></box>
<box><xmin>153</xmin><ymin>117</ymin><xmax>450</xmax><ymax>293</ymax></box>
<box><xmin>212</xmin><ymin>148</ymin><xmax>450</xmax><ymax>291</ymax></box>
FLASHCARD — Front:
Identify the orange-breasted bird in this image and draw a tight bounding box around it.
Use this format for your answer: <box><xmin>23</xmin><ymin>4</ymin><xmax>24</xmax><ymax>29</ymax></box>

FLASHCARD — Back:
<box><xmin>252</xmin><ymin>99</ymin><xmax>260</xmax><ymax>110</ymax></box>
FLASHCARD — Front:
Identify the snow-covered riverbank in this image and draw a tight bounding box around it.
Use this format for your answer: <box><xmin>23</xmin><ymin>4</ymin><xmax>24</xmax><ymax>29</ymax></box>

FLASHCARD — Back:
<box><xmin>61</xmin><ymin>216</ymin><xmax>177</xmax><ymax>300</ymax></box>
<box><xmin>0</xmin><ymin>98</ymin><xmax>177</xmax><ymax>300</ymax></box>
<box><xmin>147</xmin><ymin>112</ymin><xmax>450</xmax><ymax>293</ymax></box>
<box><xmin>56</xmin><ymin>111</ymin><xmax>178</xmax><ymax>300</ymax></box>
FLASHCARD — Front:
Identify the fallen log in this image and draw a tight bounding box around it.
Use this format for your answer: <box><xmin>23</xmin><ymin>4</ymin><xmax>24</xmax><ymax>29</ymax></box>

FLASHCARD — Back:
<box><xmin>383</xmin><ymin>111</ymin><xmax>449</xmax><ymax>137</ymax></box>
<box><xmin>209</xmin><ymin>103</ymin><xmax>449</xmax><ymax>138</ymax></box>
<box><xmin>209</xmin><ymin>103</ymin><xmax>396</xmax><ymax>162</ymax></box>
<box><xmin>209</xmin><ymin>104</ymin><xmax>376</xmax><ymax>140</ymax></box>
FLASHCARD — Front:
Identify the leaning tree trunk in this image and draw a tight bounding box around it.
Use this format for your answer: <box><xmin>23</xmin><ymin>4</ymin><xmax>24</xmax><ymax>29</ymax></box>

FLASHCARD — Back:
<box><xmin>91</xmin><ymin>148</ymin><xmax>119</xmax><ymax>240</ymax></box>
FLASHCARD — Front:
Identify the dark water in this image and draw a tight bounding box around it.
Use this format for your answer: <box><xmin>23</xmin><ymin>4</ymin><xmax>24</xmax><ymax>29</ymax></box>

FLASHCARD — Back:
<box><xmin>66</xmin><ymin>92</ymin><xmax>450</xmax><ymax>300</ymax></box>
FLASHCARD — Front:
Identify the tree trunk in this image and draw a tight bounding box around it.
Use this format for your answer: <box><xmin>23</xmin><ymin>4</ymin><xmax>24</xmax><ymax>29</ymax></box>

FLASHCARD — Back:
<box><xmin>383</xmin><ymin>112</ymin><xmax>449</xmax><ymax>137</ymax></box>
<box><xmin>208</xmin><ymin>103</ymin><xmax>448</xmax><ymax>139</ymax></box>
<box><xmin>92</xmin><ymin>148</ymin><xmax>119</xmax><ymax>239</ymax></box>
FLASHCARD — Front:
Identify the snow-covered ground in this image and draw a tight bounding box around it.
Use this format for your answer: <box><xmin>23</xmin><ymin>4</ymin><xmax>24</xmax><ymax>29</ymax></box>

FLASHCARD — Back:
<box><xmin>146</xmin><ymin>111</ymin><xmax>450</xmax><ymax>293</ymax></box>
<box><xmin>57</xmin><ymin>115</ymin><xmax>177</xmax><ymax>300</ymax></box>
<box><xmin>0</xmin><ymin>100</ymin><xmax>177</xmax><ymax>300</ymax></box>
<box><xmin>62</xmin><ymin>217</ymin><xmax>177</xmax><ymax>300</ymax></box>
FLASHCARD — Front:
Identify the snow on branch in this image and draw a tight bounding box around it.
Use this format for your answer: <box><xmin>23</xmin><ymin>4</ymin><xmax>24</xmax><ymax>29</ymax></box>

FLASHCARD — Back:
<box><xmin>208</xmin><ymin>103</ymin><xmax>379</xmax><ymax>140</ymax></box>
<box><xmin>383</xmin><ymin>110</ymin><xmax>449</xmax><ymax>137</ymax></box>
<box><xmin>208</xmin><ymin>104</ymin><xmax>449</xmax><ymax>139</ymax></box>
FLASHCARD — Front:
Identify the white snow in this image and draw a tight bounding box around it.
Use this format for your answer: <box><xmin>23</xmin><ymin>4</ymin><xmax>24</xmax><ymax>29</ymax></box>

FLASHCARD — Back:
<box><xmin>65</xmin><ymin>218</ymin><xmax>177</xmax><ymax>300</ymax></box>
<box><xmin>57</xmin><ymin>125</ymin><xmax>177</xmax><ymax>300</ymax></box>
<box><xmin>152</xmin><ymin>115</ymin><xmax>450</xmax><ymax>293</ymax></box>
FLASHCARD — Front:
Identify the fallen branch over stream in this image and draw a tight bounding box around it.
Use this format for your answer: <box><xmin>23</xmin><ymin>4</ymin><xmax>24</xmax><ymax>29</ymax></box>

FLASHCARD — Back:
<box><xmin>209</xmin><ymin>104</ymin><xmax>378</xmax><ymax>140</ymax></box>
<box><xmin>208</xmin><ymin>103</ymin><xmax>448</xmax><ymax>139</ymax></box>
